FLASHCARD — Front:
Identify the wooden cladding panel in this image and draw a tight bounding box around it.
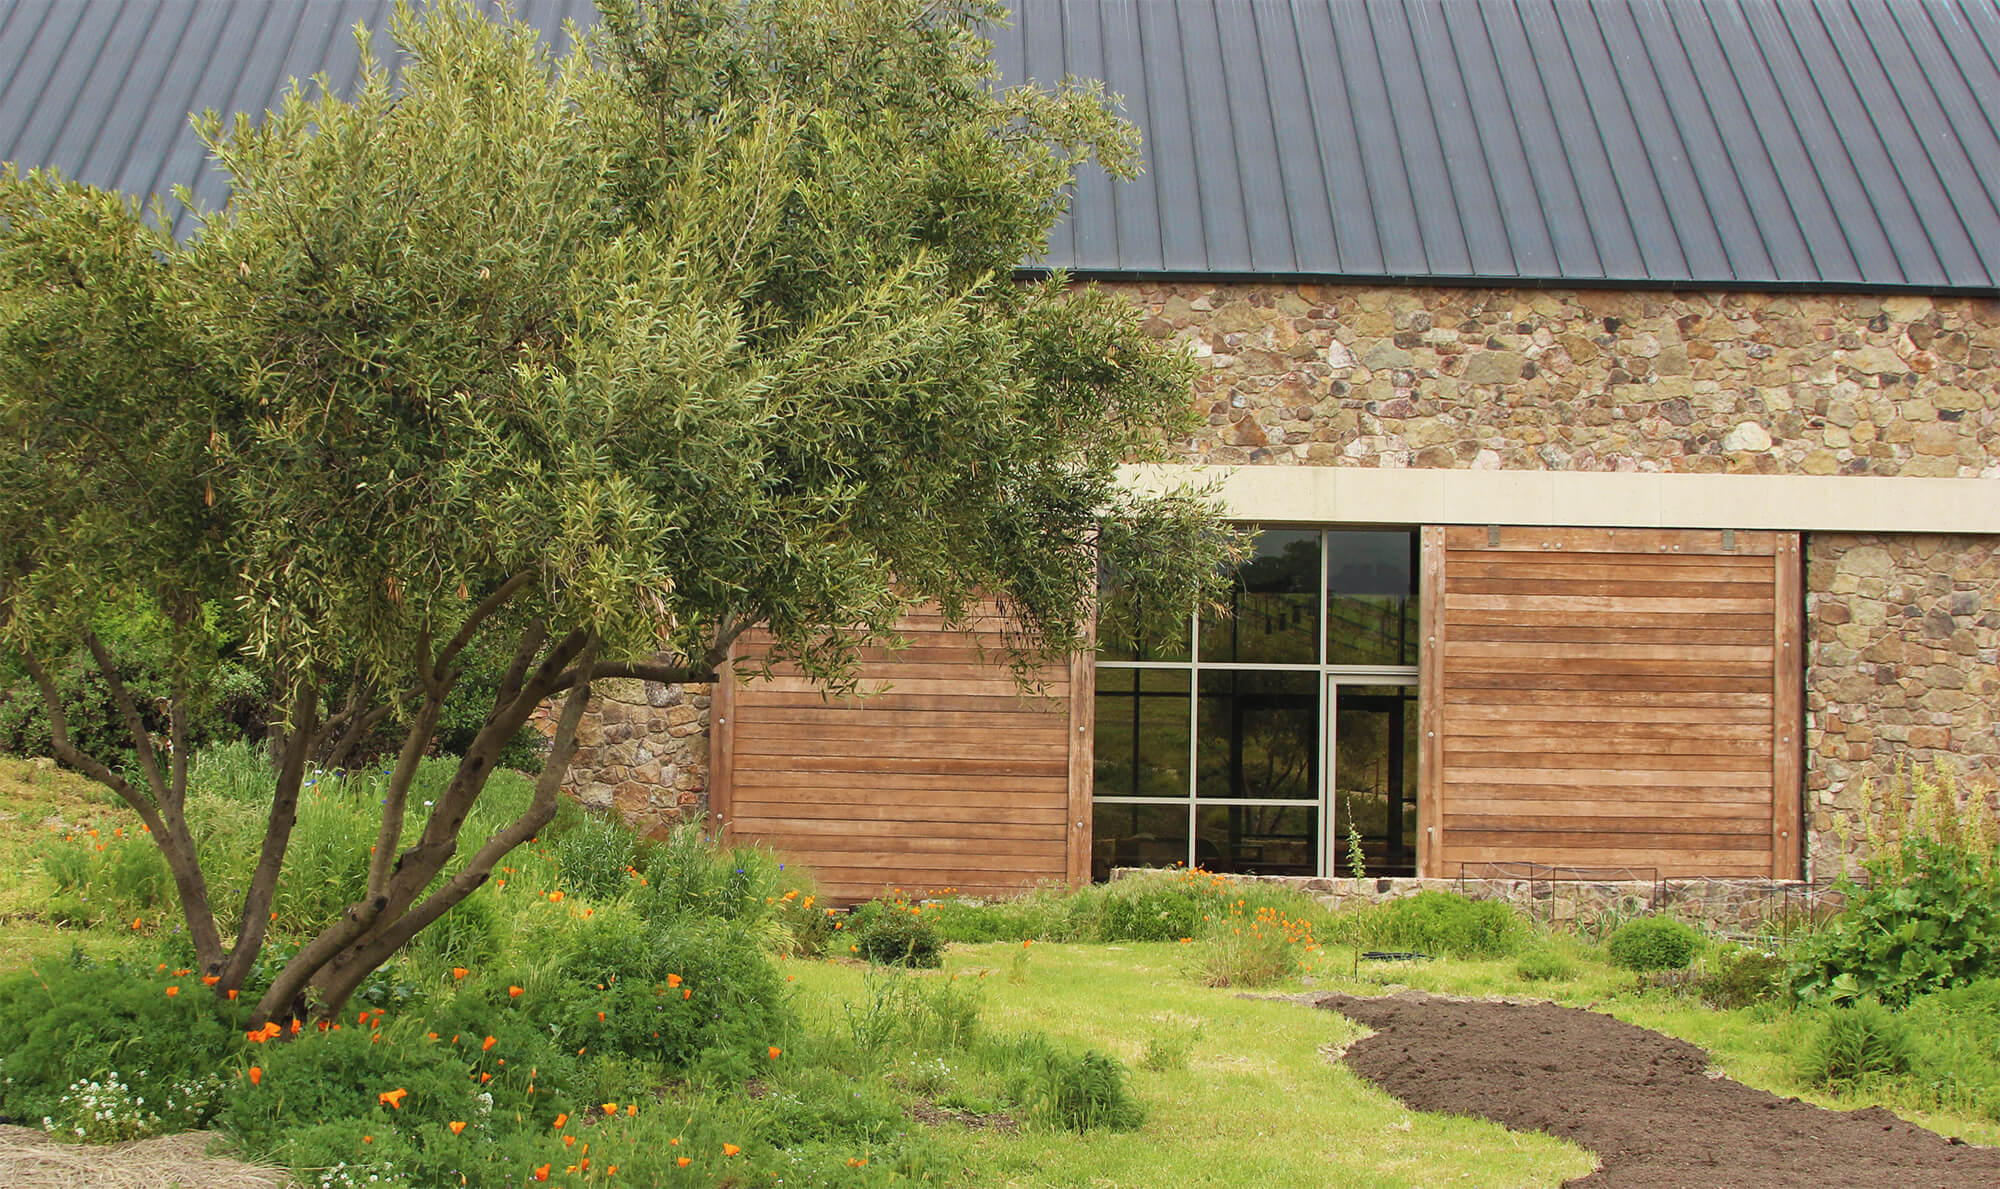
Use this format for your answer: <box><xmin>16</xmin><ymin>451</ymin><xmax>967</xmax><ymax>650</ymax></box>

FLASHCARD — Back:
<box><xmin>1425</xmin><ymin>527</ymin><xmax>1802</xmax><ymax>879</ymax></box>
<box><xmin>713</xmin><ymin>614</ymin><xmax>1078</xmax><ymax>902</ymax></box>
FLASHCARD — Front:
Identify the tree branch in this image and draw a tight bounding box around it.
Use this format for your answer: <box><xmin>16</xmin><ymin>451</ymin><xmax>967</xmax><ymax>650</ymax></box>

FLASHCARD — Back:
<box><xmin>82</xmin><ymin>631</ymin><xmax>170</xmax><ymax>807</ymax></box>
<box><xmin>217</xmin><ymin>682</ymin><xmax>318</xmax><ymax>988</ymax></box>
<box><xmin>434</xmin><ymin>570</ymin><xmax>532</xmax><ymax>680</ymax></box>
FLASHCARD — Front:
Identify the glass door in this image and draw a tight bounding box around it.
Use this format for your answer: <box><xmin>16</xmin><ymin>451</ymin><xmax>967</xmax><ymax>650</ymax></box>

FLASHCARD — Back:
<box><xmin>1326</xmin><ymin>681</ymin><xmax>1419</xmax><ymax>877</ymax></box>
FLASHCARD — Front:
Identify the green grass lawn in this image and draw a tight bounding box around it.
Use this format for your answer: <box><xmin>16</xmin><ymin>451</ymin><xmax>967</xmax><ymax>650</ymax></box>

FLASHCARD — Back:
<box><xmin>783</xmin><ymin>943</ymin><xmax>1595</xmax><ymax>1188</ymax></box>
<box><xmin>3</xmin><ymin>749</ymin><xmax>1995</xmax><ymax>1187</ymax></box>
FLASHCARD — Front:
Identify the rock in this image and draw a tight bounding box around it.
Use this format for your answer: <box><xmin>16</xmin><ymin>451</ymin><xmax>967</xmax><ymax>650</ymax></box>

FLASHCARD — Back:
<box><xmin>1460</xmin><ymin>350</ymin><xmax>1525</xmax><ymax>385</ymax></box>
<box><xmin>1721</xmin><ymin>421</ymin><xmax>1773</xmax><ymax>452</ymax></box>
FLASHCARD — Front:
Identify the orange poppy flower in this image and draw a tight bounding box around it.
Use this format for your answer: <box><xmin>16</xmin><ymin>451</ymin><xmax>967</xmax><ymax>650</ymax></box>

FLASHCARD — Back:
<box><xmin>452</xmin><ymin>967</ymin><xmax>468</xmax><ymax>980</ymax></box>
<box><xmin>625</xmin><ymin>1104</ymin><xmax>637</xmax><ymax>1116</ymax></box>
<box><xmin>553</xmin><ymin>1113</ymin><xmax>568</xmax><ymax>1129</ymax></box>
<box><xmin>683</xmin><ymin>987</ymin><xmax>692</xmax><ymax>1000</ymax></box>
<box><xmin>378</xmin><ymin>1088</ymin><xmax>408</xmax><ymax>1109</ymax></box>
<box><xmin>723</xmin><ymin>1143</ymin><xmax>741</xmax><ymax>1156</ymax></box>
<box><xmin>227</xmin><ymin>989</ymin><xmax>238</xmax><ymax>1000</ymax></box>
<box><xmin>480</xmin><ymin>1072</ymin><xmax>493</xmax><ymax>1084</ymax></box>
<box><xmin>676</xmin><ymin>1157</ymin><xmax>691</xmax><ymax>1168</ymax></box>
<box><xmin>131</xmin><ymin>918</ymin><xmax>142</xmax><ymax>930</ymax></box>
<box><xmin>165</xmin><ymin>986</ymin><xmax>179</xmax><ymax>997</ymax></box>
<box><xmin>549</xmin><ymin>891</ymin><xmax>563</xmax><ymax>903</ymax></box>
<box><xmin>247</xmin><ymin>1066</ymin><xmax>262</xmax><ymax>1086</ymax></box>
<box><xmin>666</xmin><ymin>973</ymin><xmax>682</xmax><ymax>988</ymax></box>
<box><xmin>563</xmin><ymin>1135</ymin><xmax>575</xmax><ymax>1148</ymax></box>
<box><xmin>201</xmin><ymin>974</ymin><xmax>221</xmax><ymax>986</ymax></box>
<box><xmin>482</xmin><ymin>1035</ymin><xmax>497</xmax><ymax>1051</ymax></box>
<box><xmin>607</xmin><ymin>1166</ymin><xmax>617</xmax><ymax>1176</ymax></box>
<box><xmin>362</xmin><ymin>1135</ymin><xmax>372</xmax><ymax>1144</ymax></box>
<box><xmin>508</xmin><ymin>985</ymin><xmax>524</xmax><ymax>998</ymax></box>
<box><xmin>768</xmin><ymin>1046</ymin><xmax>781</xmax><ymax>1060</ymax></box>
<box><xmin>601</xmin><ymin>1103</ymin><xmax>617</xmax><ymax>1115</ymax></box>
<box><xmin>533</xmin><ymin>1164</ymin><xmax>549</xmax><ymax>1182</ymax></box>
<box><xmin>597</xmin><ymin>1011</ymin><xmax>605</xmax><ymax>1022</ymax></box>
<box><xmin>448</xmin><ymin>1120</ymin><xmax>466</xmax><ymax>1135</ymax></box>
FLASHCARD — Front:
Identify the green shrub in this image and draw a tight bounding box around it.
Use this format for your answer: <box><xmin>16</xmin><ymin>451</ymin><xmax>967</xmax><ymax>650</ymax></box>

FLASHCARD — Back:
<box><xmin>1331</xmin><ymin>891</ymin><xmax>1524</xmax><ymax>959</ymax></box>
<box><xmin>1902</xmin><ymin>978</ymin><xmax>2000</xmax><ymax>1121</ymax></box>
<box><xmin>1607</xmin><ymin>917</ymin><xmax>1701</xmax><ymax>972</ymax></box>
<box><xmin>1514</xmin><ymin>945</ymin><xmax>1579</xmax><ymax>983</ymax></box>
<box><xmin>1791</xmin><ymin>766</ymin><xmax>2000</xmax><ymax>1006</ymax></box>
<box><xmin>402</xmin><ymin>893</ymin><xmax>505</xmax><ymax>975</ymax></box>
<box><xmin>1697</xmin><ymin>946</ymin><xmax>1789</xmax><ymax>1009</ymax></box>
<box><xmin>0</xmin><ymin>954</ymin><xmax>252</xmax><ymax>1131</ymax></box>
<box><xmin>1799</xmin><ymin>1000</ymin><xmax>1915</xmax><ymax>1089</ymax></box>
<box><xmin>853</xmin><ymin>903</ymin><xmax>945</xmax><ymax>968</ymax></box>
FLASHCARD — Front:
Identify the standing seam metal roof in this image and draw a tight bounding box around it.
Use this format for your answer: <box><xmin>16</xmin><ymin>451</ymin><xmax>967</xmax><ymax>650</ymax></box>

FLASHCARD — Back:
<box><xmin>3</xmin><ymin>0</ymin><xmax>1998</xmax><ymax>291</ymax></box>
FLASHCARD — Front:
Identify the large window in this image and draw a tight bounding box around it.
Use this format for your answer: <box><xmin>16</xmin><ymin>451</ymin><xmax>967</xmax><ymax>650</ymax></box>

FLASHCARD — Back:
<box><xmin>1093</xmin><ymin>528</ymin><xmax>1420</xmax><ymax>879</ymax></box>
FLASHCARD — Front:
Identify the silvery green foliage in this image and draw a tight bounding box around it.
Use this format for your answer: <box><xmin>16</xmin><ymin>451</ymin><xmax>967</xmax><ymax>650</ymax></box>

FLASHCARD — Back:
<box><xmin>0</xmin><ymin>0</ymin><xmax>1236</xmax><ymax>1000</ymax></box>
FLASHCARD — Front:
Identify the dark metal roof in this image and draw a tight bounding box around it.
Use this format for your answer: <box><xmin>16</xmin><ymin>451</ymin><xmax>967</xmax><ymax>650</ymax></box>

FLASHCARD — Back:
<box><xmin>5</xmin><ymin>0</ymin><xmax>2000</xmax><ymax>291</ymax></box>
<box><xmin>997</xmin><ymin>0</ymin><xmax>2000</xmax><ymax>291</ymax></box>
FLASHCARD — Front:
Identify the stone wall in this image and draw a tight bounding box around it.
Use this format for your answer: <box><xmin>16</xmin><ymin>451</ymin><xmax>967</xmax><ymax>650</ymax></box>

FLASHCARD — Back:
<box><xmin>1805</xmin><ymin>534</ymin><xmax>2000</xmax><ymax>876</ymax></box>
<box><xmin>1118</xmin><ymin>281</ymin><xmax>2000</xmax><ymax>477</ymax></box>
<box><xmin>553</xmin><ymin>678</ymin><xmax>711</xmax><ymax>839</ymax></box>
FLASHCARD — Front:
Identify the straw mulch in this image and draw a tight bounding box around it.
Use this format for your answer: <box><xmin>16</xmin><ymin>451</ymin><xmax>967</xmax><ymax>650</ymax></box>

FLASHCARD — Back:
<box><xmin>0</xmin><ymin>1125</ymin><xmax>287</xmax><ymax>1189</ymax></box>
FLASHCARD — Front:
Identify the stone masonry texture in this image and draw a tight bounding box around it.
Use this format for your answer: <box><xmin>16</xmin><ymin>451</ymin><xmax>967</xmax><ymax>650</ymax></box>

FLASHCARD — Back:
<box><xmin>1805</xmin><ymin>534</ymin><xmax>2000</xmax><ymax>876</ymax></box>
<box><xmin>1122</xmin><ymin>281</ymin><xmax>2000</xmax><ymax>476</ymax></box>
<box><xmin>562</xmin><ymin>281</ymin><xmax>2000</xmax><ymax>872</ymax></box>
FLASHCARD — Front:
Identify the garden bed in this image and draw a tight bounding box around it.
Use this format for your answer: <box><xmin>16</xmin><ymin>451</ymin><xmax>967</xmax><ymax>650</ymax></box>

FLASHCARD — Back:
<box><xmin>1316</xmin><ymin>991</ymin><xmax>2000</xmax><ymax>1188</ymax></box>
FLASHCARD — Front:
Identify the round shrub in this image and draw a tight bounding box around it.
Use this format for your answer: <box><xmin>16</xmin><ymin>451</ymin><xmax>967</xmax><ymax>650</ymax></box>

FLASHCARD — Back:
<box><xmin>1607</xmin><ymin>917</ymin><xmax>1701</xmax><ymax>972</ymax></box>
<box><xmin>1697</xmin><ymin>946</ymin><xmax>1789</xmax><ymax>1009</ymax></box>
<box><xmin>853</xmin><ymin>904</ymin><xmax>945</xmax><ymax>968</ymax></box>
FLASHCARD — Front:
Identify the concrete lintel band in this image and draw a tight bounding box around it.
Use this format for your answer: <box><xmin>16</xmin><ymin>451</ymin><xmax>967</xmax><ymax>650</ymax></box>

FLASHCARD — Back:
<box><xmin>1121</xmin><ymin>465</ymin><xmax>2000</xmax><ymax>535</ymax></box>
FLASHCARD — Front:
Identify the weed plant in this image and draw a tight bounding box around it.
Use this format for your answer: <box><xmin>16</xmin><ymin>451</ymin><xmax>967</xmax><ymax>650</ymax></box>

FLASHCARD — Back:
<box><xmin>1799</xmin><ymin>1000</ymin><xmax>1915</xmax><ymax>1089</ymax></box>
<box><xmin>1326</xmin><ymin>891</ymin><xmax>1525</xmax><ymax>959</ymax></box>
<box><xmin>1791</xmin><ymin>763</ymin><xmax>2000</xmax><ymax>1005</ymax></box>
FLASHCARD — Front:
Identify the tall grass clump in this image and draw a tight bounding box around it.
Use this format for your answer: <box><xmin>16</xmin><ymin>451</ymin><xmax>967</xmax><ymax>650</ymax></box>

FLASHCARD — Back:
<box><xmin>1792</xmin><ymin>762</ymin><xmax>2000</xmax><ymax>1005</ymax></box>
<box><xmin>1327</xmin><ymin>890</ymin><xmax>1525</xmax><ymax>959</ymax></box>
<box><xmin>1799</xmin><ymin>999</ymin><xmax>1915</xmax><ymax>1089</ymax></box>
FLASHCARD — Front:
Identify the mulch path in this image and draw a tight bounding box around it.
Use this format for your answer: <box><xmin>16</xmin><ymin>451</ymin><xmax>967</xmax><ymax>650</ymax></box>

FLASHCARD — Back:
<box><xmin>0</xmin><ymin>1126</ymin><xmax>286</xmax><ymax>1189</ymax></box>
<box><xmin>1314</xmin><ymin>992</ymin><xmax>2000</xmax><ymax>1189</ymax></box>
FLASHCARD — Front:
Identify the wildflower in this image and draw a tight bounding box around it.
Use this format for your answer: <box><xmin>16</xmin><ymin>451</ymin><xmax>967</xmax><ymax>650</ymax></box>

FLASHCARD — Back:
<box><xmin>362</xmin><ymin>1135</ymin><xmax>372</xmax><ymax>1143</ymax></box>
<box><xmin>227</xmin><ymin>990</ymin><xmax>238</xmax><ymax>1000</ymax></box>
<box><xmin>553</xmin><ymin>1112</ymin><xmax>568</xmax><ymax>1129</ymax></box>
<box><xmin>533</xmin><ymin>1164</ymin><xmax>550</xmax><ymax>1182</ymax></box>
<box><xmin>782</xmin><ymin>889</ymin><xmax>798</xmax><ymax>901</ymax></box>
<box><xmin>768</xmin><ymin>1046</ymin><xmax>781</xmax><ymax>1060</ymax></box>
<box><xmin>607</xmin><ymin>1165</ymin><xmax>617</xmax><ymax>1176</ymax></box>
<box><xmin>508</xmin><ymin>985</ymin><xmax>524</xmax><ymax>998</ymax></box>
<box><xmin>602</xmin><ymin>1103</ymin><xmax>617</xmax><ymax>1115</ymax></box>
<box><xmin>549</xmin><ymin>891</ymin><xmax>563</xmax><ymax>903</ymax></box>
<box><xmin>482</xmin><ymin>1035</ymin><xmax>497</xmax><ymax>1051</ymax></box>
<box><xmin>682</xmin><ymin>988</ymin><xmax>691</xmax><ymax>1000</ymax></box>
<box><xmin>449</xmin><ymin>1121</ymin><xmax>466</xmax><ymax>1135</ymax></box>
<box><xmin>723</xmin><ymin>1143</ymin><xmax>741</xmax><ymax>1156</ymax></box>
<box><xmin>597</xmin><ymin>1011</ymin><xmax>605</xmax><ymax>1022</ymax></box>
<box><xmin>131</xmin><ymin>918</ymin><xmax>142</xmax><ymax>931</ymax></box>
<box><xmin>666</xmin><ymin>973</ymin><xmax>682</xmax><ymax>988</ymax></box>
<box><xmin>625</xmin><ymin>1103</ymin><xmax>636</xmax><ymax>1116</ymax></box>
<box><xmin>247</xmin><ymin>1067</ymin><xmax>262</xmax><ymax>1086</ymax></box>
<box><xmin>201</xmin><ymin>975</ymin><xmax>220</xmax><ymax>986</ymax></box>
<box><xmin>378</xmin><ymin>1088</ymin><xmax>407</xmax><ymax>1109</ymax></box>
<box><xmin>564</xmin><ymin>1135</ymin><xmax>576</xmax><ymax>1148</ymax></box>
<box><xmin>164</xmin><ymin>986</ymin><xmax>179</xmax><ymax>998</ymax></box>
<box><xmin>480</xmin><ymin>1073</ymin><xmax>492</xmax><ymax>1084</ymax></box>
<box><xmin>452</xmin><ymin>967</ymin><xmax>468</xmax><ymax>980</ymax></box>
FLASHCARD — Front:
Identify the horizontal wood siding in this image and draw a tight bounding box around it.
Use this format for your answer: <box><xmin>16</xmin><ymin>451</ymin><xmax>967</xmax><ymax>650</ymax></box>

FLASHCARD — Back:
<box><xmin>1430</xmin><ymin>527</ymin><xmax>1800</xmax><ymax>879</ymax></box>
<box><xmin>714</xmin><ymin>614</ymin><xmax>1074</xmax><ymax>902</ymax></box>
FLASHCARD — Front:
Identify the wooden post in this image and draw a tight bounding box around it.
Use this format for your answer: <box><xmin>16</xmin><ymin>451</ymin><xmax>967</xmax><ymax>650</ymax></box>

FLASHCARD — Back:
<box><xmin>707</xmin><ymin>654</ymin><xmax>736</xmax><ymax>841</ymax></box>
<box><xmin>1066</xmin><ymin>647</ymin><xmax>1095</xmax><ymax>887</ymax></box>
<box><xmin>1772</xmin><ymin>533</ymin><xmax>1804</xmax><ymax>878</ymax></box>
<box><xmin>1418</xmin><ymin>526</ymin><xmax>1446</xmax><ymax>879</ymax></box>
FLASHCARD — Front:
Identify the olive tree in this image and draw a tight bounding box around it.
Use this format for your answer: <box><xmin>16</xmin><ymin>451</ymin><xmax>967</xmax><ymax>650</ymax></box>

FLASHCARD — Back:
<box><xmin>0</xmin><ymin>0</ymin><xmax>1235</xmax><ymax>1025</ymax></box>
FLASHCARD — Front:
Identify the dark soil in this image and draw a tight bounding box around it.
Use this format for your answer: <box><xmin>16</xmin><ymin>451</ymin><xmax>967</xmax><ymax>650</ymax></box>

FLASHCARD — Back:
<box><xmin>1315</xmin><ymin>992</ymin><xmax>2000</xmax><ymax>1189</ymax></box>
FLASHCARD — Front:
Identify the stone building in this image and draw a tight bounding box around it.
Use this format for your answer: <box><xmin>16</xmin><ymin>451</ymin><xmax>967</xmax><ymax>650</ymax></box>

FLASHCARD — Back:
<box><xmin>592</xmin><ymin>0</ymin><xmax>2000</xmax><ymax>898</ymax></box>
<box><xmin>6</xmin><ymin>0</ymin><xmax>1999</xmax><ymax>901</ymax></box>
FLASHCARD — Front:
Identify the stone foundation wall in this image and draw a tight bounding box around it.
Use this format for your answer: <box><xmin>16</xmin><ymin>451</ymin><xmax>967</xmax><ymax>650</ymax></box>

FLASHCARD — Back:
<box><xmin>1117</xmin><ymin>281</ymin><xmax>2000</xmax><ymax>476</ymax></box>
<box><xmin>552</xmin><ymin>678</ymin><xmax>711</xmax><ymax>839</ymax></box>
<box><xmin>1118</xmin><ymin>870</ymin><xmax>1850</xmax><ymax>938</ymax></box>
<box><xmin>1804</xmin><ymin>534</ymin><xmax>2000</xmax><ymax>876</ymax></box>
